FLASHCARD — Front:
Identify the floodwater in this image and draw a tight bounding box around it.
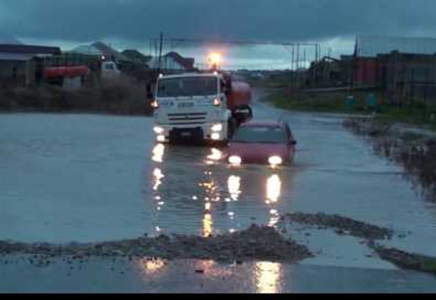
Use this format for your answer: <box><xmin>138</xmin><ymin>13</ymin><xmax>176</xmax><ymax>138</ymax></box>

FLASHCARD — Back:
<box><xmin>1</xmin><ymin>92</ymin><xmax>436</xmax><ymax>259</ymax></box>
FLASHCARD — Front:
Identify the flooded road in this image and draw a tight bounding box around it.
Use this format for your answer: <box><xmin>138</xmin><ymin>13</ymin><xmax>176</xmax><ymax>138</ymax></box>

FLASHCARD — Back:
<box><xmin>1</xmin><ymin>90</ymin><xmax>436</xmax><ymax>281</ymax></box>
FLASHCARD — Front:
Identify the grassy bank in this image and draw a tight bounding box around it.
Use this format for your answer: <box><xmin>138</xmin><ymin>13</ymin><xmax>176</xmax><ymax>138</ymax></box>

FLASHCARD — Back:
<box><xmin>265</xmin><ymin>88</ymin><xmax>436</xmax><ymax>129</ymax></box>
<box><xmin>0</xmin><ymin>77</ymin><xmax>153</xmax><ymax>116</ymax></box>
<box><xmin>371</xmin><ymin>244</ymin><xmax>436</xmax><ymax>275</ymax></box>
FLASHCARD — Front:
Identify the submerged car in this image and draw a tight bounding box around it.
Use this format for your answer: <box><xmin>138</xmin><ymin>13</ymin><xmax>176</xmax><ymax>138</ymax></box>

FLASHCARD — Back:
<box><xmin>227</xmin><ymin>121</ymin><xmax>297</xmax><ymax>167</ymax></box>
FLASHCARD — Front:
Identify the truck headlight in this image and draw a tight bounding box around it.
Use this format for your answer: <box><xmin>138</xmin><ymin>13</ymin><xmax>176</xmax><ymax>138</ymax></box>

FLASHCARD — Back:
<box><xmin>151</xmin><ymin>100</ymin><xmax>159</xmax><ymax>109</ymax></box>
<box><xmin>211</xmin><ymin>133</ymin><xmax>221</xmax><ymax>140</ymax></box>
<box><xmin>229</xmin><ymin>156</ymin><xmax>242</xmax><ymax>166</ymax></box>
<box><xmin>154</xmin><ymin>126</ymin><xmax>164</xmax><ymax>134</ymax></box>
<box><xmin>157</xmin><ymin>135</ymin><xmax>166</xmax><ymax>142</ymax></box>
<box><xmin>268</xmin><ymin>156</ymin><xmax>283</xmax><ymax>166</ymax></box>
<box><xmin>211</xmin><ymin>124</ymin><xmax>223</xmax><ymax>132</ymax></box>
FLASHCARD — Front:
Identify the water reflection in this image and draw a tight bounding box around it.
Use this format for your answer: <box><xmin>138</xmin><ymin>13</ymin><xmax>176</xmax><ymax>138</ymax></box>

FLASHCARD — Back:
<box><xmin>266</xmin><ymin>175</ymin><xmax>282</xmax><ymax>203</ymax></box>
<box><xmin>139</xmin><ymin>258</ymin><xmax>167</xmax><ymax>275</ymax></box>
<box><xmin>266</xmin><ymin>174</ymin><xmax>282</xmax><ymax>227</ymax></box>
<box><xmin>152</xmin><ymin>144</ymin><xmax>165</xmax><ymax>163</ymax></box>
<box><xmin>228</xmin><ymin>176</ymin><xmax>241</xmax><ymax>201</ymax></box>
<box><xmin>206</xmin><ymin>148</ymin><xmax>223</xmax><ymax>165</ymax></box>
<box><xmin>203</xmin><ymin>213</ymin><xmax>213</xmax><ymax>237</ymax></box>
<box><xmin>255</xmin><ymin>262</ymin><xmax>282</xmax><ymax>294</ymax></box>
<box><xmin>153</xmin><ymin>168</ymin><xmax>165</xmax><ymax>191</ymax></box>
<box><xmin>149</xmin><ymin>143</ymin><xmax>290</xmax><ymax>236</ymax></box>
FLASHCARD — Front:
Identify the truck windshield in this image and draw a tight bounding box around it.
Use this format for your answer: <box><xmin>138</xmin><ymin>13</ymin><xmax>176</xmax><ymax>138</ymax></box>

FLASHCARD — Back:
<box><xmin>232</xmin><ymin>126</ymin><xmax>287</xmax><ymax>144</ymax></box>
<box><xmin>157</xmin><ymin>77</ymin><xmax>218</xmax><ymax>97</ymax></box>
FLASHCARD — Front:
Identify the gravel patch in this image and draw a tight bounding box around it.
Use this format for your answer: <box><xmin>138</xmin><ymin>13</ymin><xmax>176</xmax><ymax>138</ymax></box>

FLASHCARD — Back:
<box><xmin>280</xmin><ymin>212</ymin><xmax>393</xmax><ymax>240</ymax></box>
<box><xmin>0</xmin><ymin>225</ymin><xmax>312</xmax><ymax>264</ymax></box>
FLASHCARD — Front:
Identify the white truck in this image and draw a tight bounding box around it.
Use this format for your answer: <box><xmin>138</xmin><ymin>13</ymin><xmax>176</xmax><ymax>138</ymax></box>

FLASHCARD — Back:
<box><xmin>149</xmin><ymin>72</ymin><xmax>252</xmax><ymax>144</ymax></box>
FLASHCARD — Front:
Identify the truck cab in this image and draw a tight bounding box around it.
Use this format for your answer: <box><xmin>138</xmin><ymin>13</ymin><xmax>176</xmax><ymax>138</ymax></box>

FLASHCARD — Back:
<box><xmin>152</xmin><ymin>72</ymin><xmax>247</xmax><ymax>144</ymax></box>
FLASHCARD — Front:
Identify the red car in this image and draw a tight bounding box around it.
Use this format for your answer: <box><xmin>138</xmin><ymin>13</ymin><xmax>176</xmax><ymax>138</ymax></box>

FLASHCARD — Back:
<box><xmin>227</xmin><ymin>121</ymin><xmax>297</xmax><ymax>167</ymax></box>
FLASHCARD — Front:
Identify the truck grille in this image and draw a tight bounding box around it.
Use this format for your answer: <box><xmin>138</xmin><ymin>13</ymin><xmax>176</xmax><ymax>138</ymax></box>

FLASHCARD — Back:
<box><xmin>167</xmin><ymin>112</ymin><xmax>207</xmax><ymax>125</ymax></box>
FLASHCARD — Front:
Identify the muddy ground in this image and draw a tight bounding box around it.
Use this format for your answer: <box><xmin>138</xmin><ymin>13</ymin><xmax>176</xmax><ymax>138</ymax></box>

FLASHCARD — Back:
<box><xmin>343</xmin><ymin>116</ymin><xmax>436</xmax><ymax>274</ymax></box>
<box><xmin>344</xmin><ymin>117</ymin><xmax>436</xmax><ymax>201</ymax></box>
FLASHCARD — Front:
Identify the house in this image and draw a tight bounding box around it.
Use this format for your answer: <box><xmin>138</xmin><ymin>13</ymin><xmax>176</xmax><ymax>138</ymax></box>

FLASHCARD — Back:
<box><xmin>307</xmin><ymin>56</ymin><xmax>346</xmax><ymax>88</ymax></box>
<box><xmin>149</xmin><ymin>52</ymin><xmax>195</xmax><ymax>72</ymax></box>
<box><xmin>122</xmin><ymin>49</ymin><xmax>152</xmax><ymax>67</ymax></box>
<box><xmin>71</xmin><ymin>42</ymin><xmax>131</xmax><ymax>69</ymax></box>
<box><xmin>353</xmin><ymin>35</ymin><xmax>436</xmax><ymax>86</ymax></box>
<box><xmin>0</xmin><ymin>44</ymin><xmax>61</xmax><ymax>87</ymax></box>
<box><xmin>377</xmin><ymin>51</ymin><xmax>436</xmax><ymax>104</ymax></box>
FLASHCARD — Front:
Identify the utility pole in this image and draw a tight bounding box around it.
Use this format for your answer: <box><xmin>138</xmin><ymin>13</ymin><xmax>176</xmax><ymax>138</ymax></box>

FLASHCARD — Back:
<box><xmin>158</xmin><ymin>32</ymin><xmax>164</xmax><ymax>73</ymax></box>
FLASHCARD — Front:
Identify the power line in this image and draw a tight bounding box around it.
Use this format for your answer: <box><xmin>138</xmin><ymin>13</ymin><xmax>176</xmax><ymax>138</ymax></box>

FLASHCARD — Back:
<box><xmin>162</xmin><ymin>37</ymin><xmax>319</xmax><ymax>47</ymax></box>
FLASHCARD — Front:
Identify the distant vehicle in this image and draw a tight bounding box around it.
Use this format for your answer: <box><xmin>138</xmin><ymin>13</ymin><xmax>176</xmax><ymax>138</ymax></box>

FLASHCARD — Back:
<box><xmin>44</xmin><ymin>65</ymin><xmax>90</xmax><ymax>89</ymax></box>
<box><xmin>227</xmin><ymin>121</ymin><xmax>297</xmax><ymax>167</ymax></box>
<box><xmin>101</xmin><ymin>61</ymin><xmax>121</xmax><ymax>79</ymax></box>
<box><xmin>150</xmin><ymin>71</ymin><xmax>253</xmax><ymax>144</ymax></box>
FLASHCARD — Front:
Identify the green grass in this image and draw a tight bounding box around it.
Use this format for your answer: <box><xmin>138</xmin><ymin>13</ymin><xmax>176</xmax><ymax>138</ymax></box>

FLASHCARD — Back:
<box><xmin>266</xmin><ymin>90</ymin><xmax>367</xmax><ymax>113</ymax></box>
<box><xmin>265</xmin><ymin>89</ymin><xmax>436</xmax><ymax>130</ymax></box>
<box><xmin>0</xmin><ymin>78</ymin><xmax>153</xmax><ymax>116</ymax></box>
<box><xmin>420</xmin><ymin>260</ymin><xmax>436</xmax><ymax>273</ymax></box>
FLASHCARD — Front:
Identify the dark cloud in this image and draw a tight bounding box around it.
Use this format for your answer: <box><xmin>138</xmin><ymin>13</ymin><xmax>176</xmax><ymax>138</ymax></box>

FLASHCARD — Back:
<box><xmin>1</xmin><ymin>0</ymin><xmax>436</xmax><ymax>43</ymax></box>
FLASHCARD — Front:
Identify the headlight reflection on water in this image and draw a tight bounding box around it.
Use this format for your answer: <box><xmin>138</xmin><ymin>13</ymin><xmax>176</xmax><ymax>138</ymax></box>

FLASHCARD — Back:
<box><xmin>255</xmin><ymin>262</ymin><xmax>282</xmax><ymax>294</ymax></box>
<box><xmin>152</xmin><ymin>143</ymin><xmax>165</xmax><ymax>163</ymax></box>
<box><xmin>228</xmin><ymin>175</ymin><xmax>241</xmax><ymax>201</ymax></box>
<box><xmin>266</xmin><ymin>174</ymin><xmax>282</xmax><ymax>228</ymax></box>
<box><xmin>203</xmin><ymin>213</ymin><xmax>213</xmax><ymax>237</ymax></box>
<box><xmin>266</xmin><ymin>175</ymin><xmax>282</xmax><ymax>203</ymax></box>
<box><xmin>153</xmin><ymin>168</ymin><xmax>165</xmax><ymax>191</ymax></box>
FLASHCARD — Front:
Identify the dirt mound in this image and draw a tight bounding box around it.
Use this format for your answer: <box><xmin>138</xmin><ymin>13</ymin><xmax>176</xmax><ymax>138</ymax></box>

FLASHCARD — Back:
<box><xmin>281</xmin><ymin>213</ymin><xmax>393</xmax><ymax>240</ymax></box>
<box><xmin>0</xmin><ymin>225</ymin><xmax>312</xmax><ymax>264</ymax></box>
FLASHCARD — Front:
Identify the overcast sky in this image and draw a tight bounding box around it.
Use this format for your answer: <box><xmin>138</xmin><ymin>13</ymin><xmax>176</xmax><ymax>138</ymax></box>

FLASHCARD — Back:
<box><xmin>1</xmin><ymin>0</ymin><xmax>436</xmax><ymax>69</ymax></box>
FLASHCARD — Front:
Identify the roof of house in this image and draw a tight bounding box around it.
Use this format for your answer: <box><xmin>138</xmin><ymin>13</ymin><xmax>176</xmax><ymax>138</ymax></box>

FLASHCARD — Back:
<box><xmin>71</xmin><ymin>44</ymin><xmax>101</xmax><ymax>56</ymax></box>
<box><xmin>92</xmin><ymin>42</ymin><xmax>130</xmax><ymax>62</ymax></box>
<box><xmin>0</xmin><ymin>44</ymin><xmax>61</xmax><ymax>55</ymax></box>
<box><xmin>165</xmin><ymin>52</ymin><xmax>195</xmax><ymax>70</ymax></box>
<box><xmin>72</xmin><ymin>42</ymin><xmax>130</xmax><ymax>62</ymax></box>
<box><xmin>0</xmin><ymin>53</ymin><xmax>34</xmax><ymax>61</ymax></box>
<box><xmin>122</xmin><ymin>49</ymin><xmax>152</xmax><ymax>64</ymax></box>
<box><xmin>356</xmin><ymin>35</ymin><xmax>436</xmax><ymax>57</ymax></box>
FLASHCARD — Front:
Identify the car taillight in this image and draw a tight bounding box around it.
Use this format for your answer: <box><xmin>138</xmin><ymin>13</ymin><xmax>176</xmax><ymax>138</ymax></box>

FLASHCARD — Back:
<box><xmin>213</xmin><ymin>98</ymin><xmax>221</xmax><ymax>106</ymax></box>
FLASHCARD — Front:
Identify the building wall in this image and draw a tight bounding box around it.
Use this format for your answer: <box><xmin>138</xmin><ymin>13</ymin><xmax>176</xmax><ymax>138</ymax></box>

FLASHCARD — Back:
<box><xmin>0</xmin><ymin>60</ymin><xmax>27</xmax><ymax>88</ymax></box>
<box><xmin>353</xmin><ymin>57</ymin><xmax>377</xmax><ymax>86</ymax></box>
<box><xmin>381</xmin><ymin>52</ymin><xmax>436</xmax><ymax>104</ymax></box>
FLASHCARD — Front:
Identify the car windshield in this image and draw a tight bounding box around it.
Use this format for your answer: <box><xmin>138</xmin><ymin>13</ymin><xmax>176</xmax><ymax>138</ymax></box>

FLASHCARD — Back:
<box><xmin>232</xmin><ymin>126</ymin><xmax>287</xmax><ymax>144</ymax></box>
<box><xmin>157</xmin><ymin>77</ymin><xmax>218</xmax><ymax>97</ymax></box>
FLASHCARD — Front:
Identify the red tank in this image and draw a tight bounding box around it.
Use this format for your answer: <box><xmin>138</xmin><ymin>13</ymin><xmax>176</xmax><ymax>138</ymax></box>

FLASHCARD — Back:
<box><xmin>45</xmin><ymin>66</ymin><xmax>90</xmax><ymax>79</ymax></box>
<box><xmin>227</xmin><ymin>81</ymin><xmax>252</xmax><ymax>110</ymax></box>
